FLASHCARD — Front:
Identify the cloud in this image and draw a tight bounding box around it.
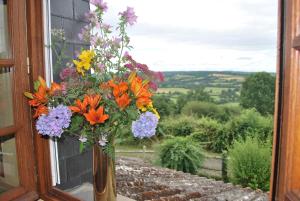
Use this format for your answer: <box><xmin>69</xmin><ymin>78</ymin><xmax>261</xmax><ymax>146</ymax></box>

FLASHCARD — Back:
<box><xmin>129</xmin><ymin>23</ymin><xmax>276</xmax><ymax>51</ymax></box>
<box><xmin>102</xmin><ymin>0</ymin><xmax>278</xmax><ymax>72</ymax></box>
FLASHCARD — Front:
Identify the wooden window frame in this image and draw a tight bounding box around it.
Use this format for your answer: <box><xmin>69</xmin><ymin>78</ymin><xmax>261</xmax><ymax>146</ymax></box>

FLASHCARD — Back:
<box><xmin>0</xmin><ymin>0</ymin><xmax>39</xmax><ymax>200</ymax></box>
<box><xmin>26</xmin><ymin>1</ymin><xmax>80</xmax><ymax>200</ymax></box>
<box><xmin>27</xmin><ymin>0</ymin><xmax>300</xmax><ymax>201</ymax></box>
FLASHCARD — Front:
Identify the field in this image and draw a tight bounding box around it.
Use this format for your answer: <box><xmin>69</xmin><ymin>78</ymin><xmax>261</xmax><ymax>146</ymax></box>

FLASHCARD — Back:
<box><xmin>160</xmin><ymin>71</ymin><xmax>249</xmax><ymax>89</ymax></box>
<box><xmin>157</xmin><ymin>88</ymin><xmax>190</xmax><ymax>94</ymax></box>
<box><xmin>158</xmin><ymin>71</ymin><xmax>251</xmax><ymax>103</ymax></box>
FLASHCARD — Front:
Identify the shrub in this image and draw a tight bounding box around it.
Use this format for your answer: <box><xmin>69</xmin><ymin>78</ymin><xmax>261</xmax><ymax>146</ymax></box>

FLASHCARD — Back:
<box><xmin>218</xmin><ymin>104</ymin><xmax>242</xmax><ymax>121</ymax></box>
<box><xmin>189</xmin><ymin>117</ymin><xmax>235</xmax><ymax>153</ymax></box>
<box><xmin>190</xmin><ymin>117</ymin><xmax>221</xmax><ymax>142</ymax></box>
<box><xmin>160</xmin><ymin>115</ymin><xmax>199</xmax><ymax>136</ymax></box>
<box><xmin>158</xmin><ymin>137</ymin><xmax>204</xmax><ymax>174</ymax></box>
<box><xmin>181</xmin><ymin>101</ymin><xmax>222</xmax><ymax>119</ymax></box>
<box><xmin>228</xmin><ymin>137</ymin><xmax>272</xmax><ymax>191</ymax></box>
<box><xmin>225</xmin><ymin>109</ymin><xmax>273</xmax><ymax>145</ymax></box>
<box><xmin>190</xmin><ymin>117</ymin><xmax>223</xmax><ymax>151</ymax></box>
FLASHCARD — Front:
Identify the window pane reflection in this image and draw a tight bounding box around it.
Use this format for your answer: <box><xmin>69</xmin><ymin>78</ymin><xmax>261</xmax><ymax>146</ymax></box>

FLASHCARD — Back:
<box><xmin>0</xmin><ymin>67</ymin><xmax>14</xmax><ymax>128</ymax></box>
<box><xmin>0</xmin><ymin>0</ymin><xmax>10</xmax><ymax>59</ymax></box>
<box><xmin>0</xmin><ymin>134</ymin><xmax>20</xmax><ymax>194</ymax></box>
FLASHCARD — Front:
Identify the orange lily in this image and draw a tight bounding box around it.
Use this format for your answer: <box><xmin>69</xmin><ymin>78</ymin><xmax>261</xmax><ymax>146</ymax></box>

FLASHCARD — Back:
<box><xmin>108</xmin><ymin>80</ymin><xmax>129</xmax><ymax>97</ymax></box>
<box><xmin>113</xmin><ymin>82</ymin><xmax>128</xmax><ymax>97</ymax></box>
<box><xmin>69</xmin><ymin>98</ymin><xmax>88</xmax><ymax>114</ymax></box>
<box><xmin>33</xmin><ymin>105</ymin><xmax>49</xmax><ymax>118</ymax></box>
<box><xmin>84</xmin><ymin>106</ymin><xmax>109</xmax><ymax>125</ymax></box>
<box><xmin>130</xmin><ymin>76</ymin><xmax>143</xmax><ymax>97</ymax></box>
<box><xmin>108</xmin><ymin>80</ymin><xmax>117</xmax><ymax>88</ymax></box>
<box><xmin>28</xmin><ymin>86</ymin><xmax>48</xmax><ymax>107</ymax></box>
<box><xmin>86</xmin><ymin>94</ymin><xmax>101</xmax><ymax>109</ymax></box>
<box><xmin>116</xmin><ymin>93</ymin><xmax>131</xmax><ymax>110</ymax></box>
<box><xmin>100</xmin><ymin>82</ymin><xmax>111</xmax><ymax>90</ymax></box>
<box><xmin>129</xmin><ymin>75</ymin><xmax>152</xmax><ymax>109</ymax></box>
<box><xmin>49</xmin><ymin>82</ymin><xmax>62</xmax><ymax>95</ymax></box>
<box><xmin>38</xmin><ymin>76</ymin><xmax>47</xmax><ymax>89</ymax></box>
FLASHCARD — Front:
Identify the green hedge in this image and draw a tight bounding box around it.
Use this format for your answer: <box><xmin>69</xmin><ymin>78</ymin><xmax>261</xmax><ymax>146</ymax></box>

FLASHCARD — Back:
<box><xmin>181</xmin><ymin>101</ymin><xmax>242</xmax><ymax>122</ymax></box>
<box><xmin>160</xmin><ymin>115</ymin><xmax>199</xmax><ymax>136</ymax></box>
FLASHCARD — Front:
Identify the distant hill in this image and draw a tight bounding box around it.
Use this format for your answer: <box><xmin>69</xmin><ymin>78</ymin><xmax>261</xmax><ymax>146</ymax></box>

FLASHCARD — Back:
<box><xmin>158</xmin><ymin>71</ymin><xmax>255</xmax><ymax>103</ymax></box>
<box><xmin>160</xmin><ymin>71</ymin><xmax>252</xmax><ymax>89</ymax></box>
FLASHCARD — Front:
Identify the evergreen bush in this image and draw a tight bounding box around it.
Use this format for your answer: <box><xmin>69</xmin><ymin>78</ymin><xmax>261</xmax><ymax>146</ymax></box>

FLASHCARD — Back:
<box><xmin>158</xmin><ymin>137</ymin><xmax>204</xmax><ymax>174</ymax></box>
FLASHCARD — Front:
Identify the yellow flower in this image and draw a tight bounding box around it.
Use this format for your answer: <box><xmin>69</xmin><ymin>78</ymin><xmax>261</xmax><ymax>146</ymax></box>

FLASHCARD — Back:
<box><xmin>140</xmin><ymin>102</ymin><xmax>160</xmax><ymax>119</ymax></box>
<box><xmin>73</xmin><ymin>50</ymin><xmax>95</xmax><ymax>75</ymax></box>
<box><xmin>152</xmin><ymin>108</ymin><xmax>160</xmax><ymax>119</ymax></box>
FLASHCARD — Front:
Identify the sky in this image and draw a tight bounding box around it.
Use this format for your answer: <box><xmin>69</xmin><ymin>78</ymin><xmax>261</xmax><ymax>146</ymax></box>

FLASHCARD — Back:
<box><xmin>103</xmin><ymin>0</ymin><xmax>278</xmax><ymax>72</ymax></box>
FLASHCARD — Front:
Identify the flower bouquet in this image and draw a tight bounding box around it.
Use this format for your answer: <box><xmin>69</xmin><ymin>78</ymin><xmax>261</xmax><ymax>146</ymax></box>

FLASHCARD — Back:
<box><xmin>24</xmin><ymin>1</ymin><xmax>163</xmax><ymax>200</ymax></box>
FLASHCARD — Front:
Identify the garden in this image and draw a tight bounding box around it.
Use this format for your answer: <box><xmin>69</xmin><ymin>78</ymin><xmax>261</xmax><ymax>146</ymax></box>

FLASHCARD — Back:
<box><xmin>116</xmin><ymin>71</ymin><xmax>275</xmax><ymax>192</ymax></box>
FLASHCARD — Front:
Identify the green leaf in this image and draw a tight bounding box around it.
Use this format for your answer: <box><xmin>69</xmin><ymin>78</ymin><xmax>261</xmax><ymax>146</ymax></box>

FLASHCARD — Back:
<box><xmin>34</xmin><ymin>80</ymin><xmax>40</xmax><ymax>91</ymax></box>
<box><xmin>127</xmin><ymin>108</ymin><xmax>138</xmax><ymax>120</ymax></box>
<box><xmin>79</xmin><ymin>142</ymin><xmax>85</xmax><ymax>153</ymax></box>
<box><xmin>111</xmin><ymin>113</ymin><xmax>122</xmax><ymax>123</ymax></box>
<box><xmin>24</xmin><ymin>92</ymin><xmax>34</xmax><ymax>99</ymax></box>
<box><xmin>69</xmin><ymin>115</ymin><xmax>84</xmax><ymax>132</ymax></box>
<box><xmin>103</xmin><ymin>143</ymin><xmax>115</xmax><ymax>160</ymax></box>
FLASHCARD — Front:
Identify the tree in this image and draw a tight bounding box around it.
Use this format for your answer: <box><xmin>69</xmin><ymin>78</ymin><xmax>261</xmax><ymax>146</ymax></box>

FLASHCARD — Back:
<box><xmin>219</xmin><ymin>89</ymin><xmax>239</xmax><ymax>104</ymax></box>
<box><xmin>153</xmin><ymin>95</ymin><xmax>176</xmax><ymax>117</ymax></box>
<box><xmin>240</xmin><ymin>72</ymin><xmax>275</xmax><ymax>115</ymax></box>
<box><xmin>175</xmin><ymin>88</ymin><xmax>213</xmax><ymax>114</ymax></box>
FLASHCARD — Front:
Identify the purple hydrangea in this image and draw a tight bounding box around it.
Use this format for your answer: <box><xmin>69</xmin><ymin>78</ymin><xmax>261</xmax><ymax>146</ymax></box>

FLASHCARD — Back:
<box><xmin>131</xmin><ymin>112</ymin><xmax>159</xmax><ymax>139</ymax></box>
<box><xmin>36</xmin><ymin>105</ymin><xmax>72</xmax><ymax>138</ymax></box>
<box><xmin>119</xmin><ymin>7</ymin><xmax>137</xmax><ymax>26</ymax></box>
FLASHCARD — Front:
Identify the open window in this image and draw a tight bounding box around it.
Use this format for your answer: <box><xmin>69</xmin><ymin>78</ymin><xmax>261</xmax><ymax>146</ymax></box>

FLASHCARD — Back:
<box><xmin>21</xmin><ymin>0</ymin><xmax>300</xmax><ymax>200</ymax></box>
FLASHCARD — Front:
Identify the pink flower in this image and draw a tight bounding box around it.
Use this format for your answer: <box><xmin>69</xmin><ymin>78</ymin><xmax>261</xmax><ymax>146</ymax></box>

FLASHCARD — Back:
<box><xmin>85</xmin><ymin>11</ymin><xmax>97</xmax><ymax>23</ymax></box>
<box><xmin>154</xmin><ymin>71</ymin><xmax>165</xmax><ymax>82</ymax></box>
<box><xmin>102</xmin><ymin>23</ymin><xmax>112</xmax><ymax>32</ymax></box>
<box><xmin>97</xmin><ymin>63</ymin><xmax>105</xmax><ymax>71</ymax></box>
<box><xmin>78</xmin><ymin>33</ymin><xmax>83</xmax><ymax>40</ymax></box>
<box><xmin>149</xmin><ymin>81</ymin><xmax>158</xmax><ymax>91</ymax></box>
<box><xmin>123</xmin><ymin>51</ymin><xmax>132</xmax><ymax>60</ymax></box>
<box><xmin>91</xmin><ymin>35</ymin><xmax>99</xmax><ymax>46</ymax></box>
<box><xmin>136</xmin><ymin>63</ymin><xmax>149</xmax><ymax>73</ymax></box>
<box><xmin>90</xmin><ymin>0</ymin><xmax>108</xmax><ymax>12</ymax></box>
<box><xmin>60</xmin><ymin>82</ymin><xmax>68</xmax><ymax>95</ymax></box>
<box><xmin>112</xmin><ymin>37</ymin><xmax>122</xmax><ymax>46</ymax></box>
<box><xmin>59</xmin><ymin>67</ymin><xmax>78</xmax><ymax>80</ymax></box>
<box><xmin>124</xmin><ymin>63</ymin><xmax>134</xmax><ymax>71</ymax></box>
<box><xmin>119</xmin><ymin>7</ymin><xmax>137</xmax><ymax>26</ymax></box>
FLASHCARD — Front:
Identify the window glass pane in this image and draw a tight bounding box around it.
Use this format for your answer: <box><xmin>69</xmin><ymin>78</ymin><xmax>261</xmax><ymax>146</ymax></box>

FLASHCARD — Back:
<box><xmin>0</xmin><ymin>67</ymin><xmax>14</xmax><ymax>128</ymax></box>
<box><xmin>0</xmin><ymin>0</ymin><xmax>10</xmax><ymax>59</ymax></box>
<box><xmin>0</xmin><ymin>134</ymin><xmax>19</xmax><ymax>194</ymax></box>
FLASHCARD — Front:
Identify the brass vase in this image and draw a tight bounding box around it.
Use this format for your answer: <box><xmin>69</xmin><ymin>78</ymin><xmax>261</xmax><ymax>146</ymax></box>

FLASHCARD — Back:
<box><xmin>93</xmin><ymin>145</ymin><xmax>116</xmax><ymax>201</ymax></box>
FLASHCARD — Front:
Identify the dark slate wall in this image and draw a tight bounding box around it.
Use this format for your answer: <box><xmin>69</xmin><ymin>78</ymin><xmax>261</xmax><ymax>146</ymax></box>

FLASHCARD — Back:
<box><xmin>50</xmin><ymin>0</ymin><xmax>92</xmax><ymax>190</ymax></box>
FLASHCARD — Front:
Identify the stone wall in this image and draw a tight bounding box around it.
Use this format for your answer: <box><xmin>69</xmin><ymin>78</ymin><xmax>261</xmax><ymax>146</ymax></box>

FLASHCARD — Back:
<box><xmin>116</xmin><ymin>157</ymin><xmax>269</xmax><ymax>201</ymax></box>
<box><xmin>50</xmin><ymin>0</ymin><xmax>92</xmax><ymax>190</ymax></box>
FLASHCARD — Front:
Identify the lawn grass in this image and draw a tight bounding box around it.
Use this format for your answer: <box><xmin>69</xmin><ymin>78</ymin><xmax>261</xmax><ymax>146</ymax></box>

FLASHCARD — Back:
<box><xmin>116</xmin><ymin>143</ymin><xmax>221</xmax><ymax>159</ymax></box>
